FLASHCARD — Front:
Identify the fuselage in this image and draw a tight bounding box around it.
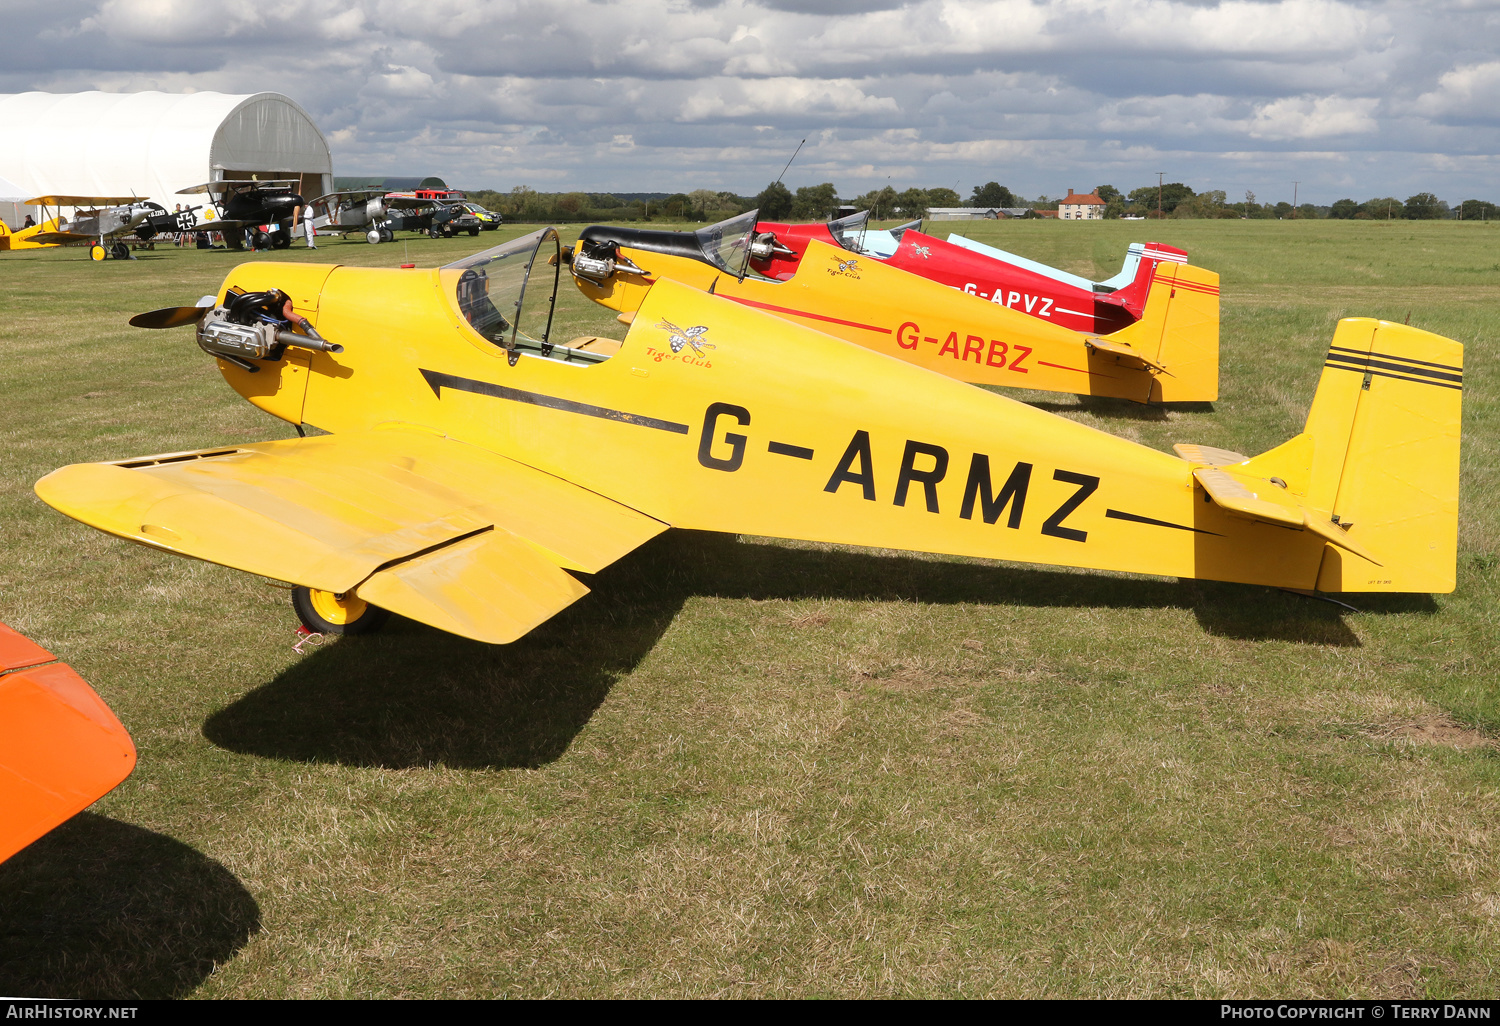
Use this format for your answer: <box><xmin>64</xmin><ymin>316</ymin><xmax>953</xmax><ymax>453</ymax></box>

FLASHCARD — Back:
<box><xmin>215</xmin><ymin>258</ymin><xmax>1318</xmax><ymax>589</ymax></box>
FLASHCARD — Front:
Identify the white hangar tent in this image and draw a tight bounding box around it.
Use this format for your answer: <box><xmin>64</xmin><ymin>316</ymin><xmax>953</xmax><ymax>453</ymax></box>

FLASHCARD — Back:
<box><xmin>0</xmin><ymin>174</ymin><xmax>27</xmax><ymax>233</ymax></box>
<box><xmin>0</xmin><ymin>91</ymin><xmax>332</xmax><ymax>228</ymax></box>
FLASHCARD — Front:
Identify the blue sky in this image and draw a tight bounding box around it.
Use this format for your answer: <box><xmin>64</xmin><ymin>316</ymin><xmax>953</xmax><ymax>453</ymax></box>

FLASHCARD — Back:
<box><xmin>4</xmin><ymin>0</ymin><xmax>1497</xmax><ymax>204</ymax></box>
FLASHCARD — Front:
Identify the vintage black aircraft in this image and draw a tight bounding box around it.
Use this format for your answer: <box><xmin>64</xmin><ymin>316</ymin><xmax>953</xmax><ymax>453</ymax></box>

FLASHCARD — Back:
<box><xmin>177</xmin><ymin>179</ymin><xmax>305</xmax><ymax>250</ymax></box>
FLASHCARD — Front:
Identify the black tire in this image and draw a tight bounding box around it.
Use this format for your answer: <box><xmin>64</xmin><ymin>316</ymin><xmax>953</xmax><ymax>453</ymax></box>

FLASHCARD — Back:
<box><xmin>380</xmin><ymin>228</ymin><xmax>394</xmax><ymax>243</ymax></box>
<box><xmin>469</xmin><ymin>227</ymin><xmax>479</xmax><ymax>237</ymax></box>
<box><xmin>273</xmin><ymin>231</ymin><xmax>292</xmax><ymax>249</ymax></box>
<box><xmin>252</xmin><ymin>230</ymin><xmax>273</xmax><ymax>250</ymax></box>
<box><xmin>111</xmin><ymin>241</ymin><xmax>130</xmax><ymax>260</ymax></box>
<box><xmin>291</xmin><ymin>586</ymin><xmax>390</xmax><ymax>636</ymax></box>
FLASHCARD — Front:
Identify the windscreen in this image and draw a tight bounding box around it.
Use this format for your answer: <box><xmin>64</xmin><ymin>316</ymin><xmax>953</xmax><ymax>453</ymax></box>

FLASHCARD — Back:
<box><xmin>695</xmin><ymin>210</ymin><xmax>758</xmax><ymax>276</ymax></box>
<box><xmin>888</xmin><ymin>218</ymin><xmax>922</xmax><ymax>243</ymax></box>
<box><xmin>826</xmin><ymin>209</ymin><xmax>871</xmax><ymax>252</ymax></box>
<box><xmin>442</xmin><ymin>228</ymin><xmax>559</xmax><ymax>352</ymax></box>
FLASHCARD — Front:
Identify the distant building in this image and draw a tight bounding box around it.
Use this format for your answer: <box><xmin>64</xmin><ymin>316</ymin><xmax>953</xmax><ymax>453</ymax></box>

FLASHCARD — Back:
<box><xmin>927</xmin><ymin>206</ymin><xmax>1002</xmax><ymax>220</ymax></box>
<box><xmin>1057</xmin><ymin>189</ymin><xmax>1105</xmax><ymax>220</ymax></box>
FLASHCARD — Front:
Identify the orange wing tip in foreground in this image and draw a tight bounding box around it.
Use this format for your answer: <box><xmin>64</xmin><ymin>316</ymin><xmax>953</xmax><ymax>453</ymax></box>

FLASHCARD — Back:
<box><xmin>0</xmin><ymin>631</ymin><xmax>136</xmax><ymax>866</ymax></box>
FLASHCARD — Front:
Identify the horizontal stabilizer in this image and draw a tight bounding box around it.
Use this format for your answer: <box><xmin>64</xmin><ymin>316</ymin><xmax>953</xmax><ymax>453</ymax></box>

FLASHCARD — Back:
<box><xmin>1173</xmin><ymin>443</ymin><xmax>1248</xmax><ymax>466</ymax></box>
<box><xmin>1084</xmin><ymin>336</ymin><xmax>1165</xmax><ymax>372</ymax></box>
<box><xmin>36</xmin><ymin>428</ymin><xmax>668</xmax><ymax>644</ymax></box>
<box><xmin>1193</xmin><ymin>466</ymin><xmax>1381</xmax><ymax>564</ymax></box>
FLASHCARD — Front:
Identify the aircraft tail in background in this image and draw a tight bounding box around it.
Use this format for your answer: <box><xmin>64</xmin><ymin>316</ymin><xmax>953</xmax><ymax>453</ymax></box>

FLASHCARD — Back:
<box><xmin>1108</xmin><ymin>259</ymin><xmax>1220</xmax><ymax>402</ymax></box>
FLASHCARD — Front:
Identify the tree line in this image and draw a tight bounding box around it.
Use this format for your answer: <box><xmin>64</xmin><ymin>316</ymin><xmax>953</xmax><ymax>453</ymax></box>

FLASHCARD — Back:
<box><xmin>467</xmin><ymin>182</ymin><xmax>1499</xmax><ymax>223</ymax></box>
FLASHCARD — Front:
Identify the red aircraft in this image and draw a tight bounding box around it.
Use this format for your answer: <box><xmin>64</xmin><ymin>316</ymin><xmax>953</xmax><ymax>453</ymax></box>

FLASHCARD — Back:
<box><xmin>748</xmin><ymin>212</ymin><xmax>1205</xmax><ymax>336</ymax></box>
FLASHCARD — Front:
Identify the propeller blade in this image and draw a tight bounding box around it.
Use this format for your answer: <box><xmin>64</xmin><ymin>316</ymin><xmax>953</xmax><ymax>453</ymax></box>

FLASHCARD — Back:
<box><xmin>129</xmin><ymin>306</ymin><xmax>211</xmax><ymax>329</ymax></box>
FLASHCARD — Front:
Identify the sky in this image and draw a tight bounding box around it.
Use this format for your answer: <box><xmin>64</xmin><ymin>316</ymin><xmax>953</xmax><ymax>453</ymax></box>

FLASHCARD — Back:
<box><xmin>2</xmin><ymin>0</ymin><xmax>1498</xmax><ymax>205</ymax></box>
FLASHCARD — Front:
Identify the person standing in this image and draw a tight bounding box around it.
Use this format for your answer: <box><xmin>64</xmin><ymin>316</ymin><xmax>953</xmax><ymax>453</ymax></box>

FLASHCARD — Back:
<box><xmin>298</xmin><ymin>203</ymin><xmax>317</xmax><ymax>249</ymax></box>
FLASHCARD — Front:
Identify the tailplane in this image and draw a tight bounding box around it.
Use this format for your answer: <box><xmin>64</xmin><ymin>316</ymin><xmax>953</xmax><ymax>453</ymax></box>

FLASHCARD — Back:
<box><xmin>1179</xmin><ymin>318</ymin><xmax>1463</xmax><ymax>593</ymax></box>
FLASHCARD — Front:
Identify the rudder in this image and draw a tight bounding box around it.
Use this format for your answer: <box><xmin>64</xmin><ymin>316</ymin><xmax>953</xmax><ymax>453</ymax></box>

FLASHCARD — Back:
<box><xmin>1109</xmin><ymin>261</ymin><xmax>1220</xmax><ymax>402</ymax></box>
<box><xmin>1307</xmin><ymin>318</ymin><xmax>1463</xmax><ymax>593</ymax></box>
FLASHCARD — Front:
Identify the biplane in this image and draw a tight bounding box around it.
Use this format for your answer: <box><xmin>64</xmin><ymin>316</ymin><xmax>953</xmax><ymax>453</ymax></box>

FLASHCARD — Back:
<box><xmin>307</xmin><ymin>187</ymin><xmax>484</xmax><ymax>244</ymax></box>
<box><xmin>568</xmin><ymin>211</ymin><xmax>1220</xmax><ymax>403</ymax></box>
<box><xmin>760</xmin><ymin>211</ymin><xmax>1197</xmax><ymax>335</ymax></box>
<box><xmin>36</xmin><ymin>229</ymin><xmax>1461</xmax><ymax>648</ymax></box>
<box><xmin>1</xmin><ymin>195</ymin><xmax>154</xmax><ymax>259</ymax></box>
<box><xmin>177</xmin><ymin>179</ymin><xmax>306</xmax><ymax>251</ymax></box>
<box><xmin>0</xmin><ymin>622</ymin><xmax>135</xmax><ymax>865</ymax></box>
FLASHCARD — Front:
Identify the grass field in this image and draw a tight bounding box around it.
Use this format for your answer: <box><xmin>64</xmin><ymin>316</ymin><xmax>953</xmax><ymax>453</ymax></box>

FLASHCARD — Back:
<box><xmin>1</xmin><ymin>219</ymin><xmax>1498</xmax><ymax>998</ymax></box>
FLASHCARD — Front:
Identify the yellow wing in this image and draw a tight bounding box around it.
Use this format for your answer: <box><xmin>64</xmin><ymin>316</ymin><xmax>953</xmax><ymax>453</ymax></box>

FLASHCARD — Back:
<box><xmin>35</xmin><ymin>428</ymin><xmax>668</xmax><ymax>644</ymax></box>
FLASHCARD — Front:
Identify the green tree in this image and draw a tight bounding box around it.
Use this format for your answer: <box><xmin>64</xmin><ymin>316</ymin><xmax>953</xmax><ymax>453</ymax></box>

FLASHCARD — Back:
<box><xmin>1176</xmin><ymin>190</ymin><xmax>1227</xmax><ymax>218</ymax></box>
<box><xmin>925</xmin><ymin>187</ymin><xmax>961</xmax><ymax>208</ymax></box>
<box><xmin>790</xmin><ymin>182</ymin><xmax>839</xmax><ymax>220</ymax></box>
<box><xmin>854</xmin><ymin>186</ymin><xmax>899</xmax><ymax>219</ymax></box>
<box><xmin>894</xmin><ymin>187</ymin><xmax>929</xmax><ymax>218</ymax></box>
<box><xmin>1273</xmin><ymin>201</ymin><xmax>1293</xmax><ymax>218</ymax></box>
<box><xmin>756</xmin><ymin>181</ymin><xmax>794</xmax><ymax>220</ymax></box>
<box><xmin>1095</xmin><ymin>185</ymin><xmax>1121</xmax><ymax>204</ymax></box>
<box><xmin>662</xmin><ymin>193</ymin><xmax>693</xmax><ymax>219</ymax></box>
<box><xmin>1404</xmin><ymin>193</ymin><xmax>1443</xmax><ymax>220</ymax></box>
<box><xmin>970</xmin><ymin>181</ymin><xmax>1015</xmax><ymax>208</ymax></box>
<box><xmin>1329</xmin><ymin>198</ymin><xmax>1358</xmax><ymax>219</ymax></box>
<box><xmin>1456</xmin><ymin>199</ymin><xmax>1500</xmax><ymax>220</ymax></box>
<box><xmin>1128</xmin><ymin>182</ymin><xmax>1194</xmax><ymax>215</ymax></box>
<box><xmin>1361</xmin><ymin>197</ymin><xmax>1405</xmax><ymax>219</ymax></box>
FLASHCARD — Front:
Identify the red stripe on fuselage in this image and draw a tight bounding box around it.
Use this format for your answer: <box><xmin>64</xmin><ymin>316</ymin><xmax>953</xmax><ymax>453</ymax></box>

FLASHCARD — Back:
<box><xmin>724</xmin><ymin>295</ymin><xmax>894</xmax><ymax>334</ymax></box>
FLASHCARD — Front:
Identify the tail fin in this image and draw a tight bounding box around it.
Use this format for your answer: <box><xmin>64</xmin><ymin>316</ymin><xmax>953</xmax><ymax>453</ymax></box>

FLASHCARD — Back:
<box><xmin>1109</xmin><ymin>260</ymin><xmax>1220</xmax><ymax>402</ymax></box>
<box><xmin>1100</xmin><ymin>242</ymin><xmax>1189</xmax><ymax>313</ymax></box>
<box><xmin>1235</xmin><ymin>318</ymin><xmax>1463</xmax><ymax>593</ymax></box>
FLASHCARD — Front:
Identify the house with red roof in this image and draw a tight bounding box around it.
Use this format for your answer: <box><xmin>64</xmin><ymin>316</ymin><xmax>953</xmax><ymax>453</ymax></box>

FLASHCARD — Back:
<box><xmin>1057</xmin><ymin>189</ymin><xmax>1106</xmax><ymax>220</ymax></box>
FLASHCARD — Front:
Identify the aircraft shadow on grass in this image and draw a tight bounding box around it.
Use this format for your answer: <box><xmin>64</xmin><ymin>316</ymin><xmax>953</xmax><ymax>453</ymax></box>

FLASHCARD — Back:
<box><xmin>0</xmin><ymin>813</ymin><xmax>260</xmax><ymax>999</ymax></box>
<box><xmin>203</xmin><ymin>530</ymin><xmax>1432</xmax><ymax>772</ymax></box>
<box><xmin>1023</xmin><ymin>396</ymin><xmax>1217</xmax><ymax>422</ymax></box>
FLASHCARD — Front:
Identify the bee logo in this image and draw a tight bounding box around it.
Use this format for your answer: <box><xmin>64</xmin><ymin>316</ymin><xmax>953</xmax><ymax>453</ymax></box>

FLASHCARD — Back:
<box><xmin>656</xmin><ymin>319</ymin><xmax>716</xmax><ymax>354</ymax></box>
<box><xmin>912</xmin><ymin>245</ymin><xmax>931</xmax><ymax>259</ymax></box>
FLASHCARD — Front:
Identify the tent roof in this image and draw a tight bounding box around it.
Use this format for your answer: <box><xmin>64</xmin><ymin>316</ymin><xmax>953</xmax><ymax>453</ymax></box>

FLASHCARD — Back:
<box><xmin>0</xmin><ymin>91</ymin><xmax>332</xmax><ymax>214</ymax></box>
<box><xmin>0</xmin><ymin>175</ymin><xmax>26</xmax><ymax>203</ymax></box>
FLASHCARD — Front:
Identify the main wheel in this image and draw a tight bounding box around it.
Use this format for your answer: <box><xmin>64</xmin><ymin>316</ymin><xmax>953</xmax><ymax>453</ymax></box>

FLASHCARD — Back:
<box><xmin>428</xmin><ymin>227</ymin><xmax>441</xmax><ymax>239</ymax></box>
<box><xmin>89</xmin><ymin>244</ymin><xmax>106</xmax><ymax>261</ymax></box>
<box><xmin>111</xmin><ymin>241</ymin><xmax>130</xmax><ymax>260</ymax></box>
<box><xmin>379</xmin><ymin>227</ymin><xmax>394</xmax><ymax>243</ymax></box>
<box><xmin>273</xmin><ymin>232</ymin><xmax>292</xmax><ymax>249</ymax></box>
<box><xmin>252</xmin><ymin>230</ymin><xmax>273</xmax><ymax>250</ymax></box>
<box><xmin>292</xmin><ymin>587</ymin><xmax>390</xmax><ymax>636</ymax></box>
<box><xmin>366</xmin><ymin>228</ymin><xmax>382</xmax><ymax>244</ymax></box>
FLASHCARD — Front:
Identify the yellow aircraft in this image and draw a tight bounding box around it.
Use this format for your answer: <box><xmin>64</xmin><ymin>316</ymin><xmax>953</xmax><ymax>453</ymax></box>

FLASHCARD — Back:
<box><xmin>36</xmin><ymin>229</ymin><xmax>1461</xmax><ymax>646</ymax></box>
<box><xmin>1</xmin><ymin>195</ymin><xmax>154</xmax><ymax>259</ymax></box>
<box><xmin>567</xmin><ymin>211</ymin><xmax>1221</xmax><ymax>404</ymax></box>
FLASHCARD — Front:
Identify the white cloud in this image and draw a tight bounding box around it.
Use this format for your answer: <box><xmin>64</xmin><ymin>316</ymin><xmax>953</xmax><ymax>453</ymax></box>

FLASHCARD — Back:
<box><xmin>1</xmin><ymin>0</ymin><xmax>1497</xmax><ymax>200</ymax></box>
<box><xmin>1247</xmin><ymin>96</ymin><xmax>1380</xmax><ymax>139</ymax></box>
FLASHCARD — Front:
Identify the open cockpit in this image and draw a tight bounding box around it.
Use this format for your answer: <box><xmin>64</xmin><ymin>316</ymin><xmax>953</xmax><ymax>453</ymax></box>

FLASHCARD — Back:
<box><xmin>444</xmin><ymin>227</ymin><xmax>621</xmax><ymax>366</ymax></box>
